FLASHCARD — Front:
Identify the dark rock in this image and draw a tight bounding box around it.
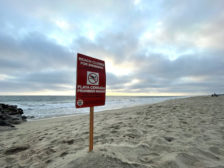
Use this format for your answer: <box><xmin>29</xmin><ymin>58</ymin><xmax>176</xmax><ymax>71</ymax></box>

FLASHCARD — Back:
<box><xmin>0</xmin><ymin>120</ymin><xmax>15</xmax><ymax>127</ymax></box>
<box><xmin>22</xmin><ymin>115</ymin><xmax>27</xmax><ymax>120</ymax></box>
<box><xmin>26</xmin><ymin>115</ymin><xmax>35</xmax><ymax>119</ymax></box>
<box><xmin>18</xmin><ymin>108</ymin><xmax>24</xmax><ymax>114</ymax></box>
<box><xmin>0</xmin><ymin>103</ymin><xmax>27</xmax><ymax>128</ymax></box>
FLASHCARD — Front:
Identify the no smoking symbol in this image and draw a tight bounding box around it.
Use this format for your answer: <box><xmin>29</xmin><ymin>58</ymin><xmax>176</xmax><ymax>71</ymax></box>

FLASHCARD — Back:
<box><xmin>87</xmin><ymin>71</ymin><xmax>99</xmax><ymax>85</ymax></box>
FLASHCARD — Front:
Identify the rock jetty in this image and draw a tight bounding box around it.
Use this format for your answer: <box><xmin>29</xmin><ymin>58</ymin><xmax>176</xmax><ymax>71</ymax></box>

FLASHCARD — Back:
<box><xmin>0</xmin><ymin>104</ymin><xmax>27</xmax><ymax>128</ymax></box>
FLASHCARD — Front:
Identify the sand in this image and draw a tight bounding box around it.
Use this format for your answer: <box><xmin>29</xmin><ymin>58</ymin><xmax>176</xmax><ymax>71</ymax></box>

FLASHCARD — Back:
<box><xmin>0</xmin><ymin>96</ymin><xmax>224</xmax><ymax>168</ymax></box>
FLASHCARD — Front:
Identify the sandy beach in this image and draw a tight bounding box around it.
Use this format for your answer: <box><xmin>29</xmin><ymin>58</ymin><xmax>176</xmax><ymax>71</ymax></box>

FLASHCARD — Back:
<box><xmin>0</xmin><ymin>96</ymin><xmax>224</xmax><ymax>168</ymax></box>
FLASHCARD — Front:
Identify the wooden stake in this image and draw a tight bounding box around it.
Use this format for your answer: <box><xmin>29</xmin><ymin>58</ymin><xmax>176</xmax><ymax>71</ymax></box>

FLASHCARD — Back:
<box><xmin>89</xmin><ymin>106</ymin><xmax>94</xmax><ymax>152</ymax></box>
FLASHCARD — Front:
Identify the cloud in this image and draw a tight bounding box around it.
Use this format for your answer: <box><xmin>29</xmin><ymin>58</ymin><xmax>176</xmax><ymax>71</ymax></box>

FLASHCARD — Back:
<box><xmin>0</xmin><ymin>0</ymin><xmax>224</xmax><ymax>95</ymax></box>
<box><xmin>0</xmin><ymin>70</ymin><xmax>75</xmax><ymax>93</ymax></box>
<box><xmin>0</xmin><ymin>30</ymin><xmax>76</xmax><ymax>93</ymax></box>
<box><xmin>122</xmin><ymin>51</ymin><xmax>224</xmax><ymax>94</ymax></box>
<box><xmin>0</xmin><ymin>31</ymin><xmax>74</xmax><ymax>72</ymax></box>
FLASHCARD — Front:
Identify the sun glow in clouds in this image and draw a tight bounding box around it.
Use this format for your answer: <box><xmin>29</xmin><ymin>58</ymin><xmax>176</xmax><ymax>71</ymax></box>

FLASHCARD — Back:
<box><xmin>82</xmin><ymin>23</ymin><xmax>100</xmax><ymax>41</ymax></box>
<box><xmin>55</xmin><ymin>20</ymin><xmax>70</xmax><ymax>30</ymax></box>
<box><xmin>124</xmin><ymin>79</ymin><xmax>140</xmax><ymax>87</ymax></box>
<box><xmin>86</xmin><ymin>30</ymin><xmax>96</xmax><ymax>41</ymax></box>
<box><xmin>48</xmin><ymin>33</ymin><xmax>73</xmax><ymax>46</ymax></box>
<box><xmin>0</xmin><ymin>74</ymin><xmax>15</xmax><ymax>81</ymax></box>
<box><xmin>105</xmin><ymin>58</ymin><xmax>136</xmax><ymax>76</ymax></box>
<box><xmin>134</xmin><ymin>0</ymin><xmax>141</xmax><ymax>5</ymax></box>
<box><xmin>178</xmin><ymin>76</ymin><xmax>208</xmax><ymax>84</ymax></box>
<box><xmin>0</xmin><ymin>74</ymin><xmax>8</xmax><ymax>80</ymax></box>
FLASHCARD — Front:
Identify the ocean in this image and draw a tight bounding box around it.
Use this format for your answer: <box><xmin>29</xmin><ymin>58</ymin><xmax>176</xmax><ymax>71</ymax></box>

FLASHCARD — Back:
<box><xmin>0</xmin><ymin>96</ymin><xmax>181</xmax><ymax>119</ymax></box>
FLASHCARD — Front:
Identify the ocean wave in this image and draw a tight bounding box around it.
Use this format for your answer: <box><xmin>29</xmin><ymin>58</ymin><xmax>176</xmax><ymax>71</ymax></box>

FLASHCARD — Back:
<box><xmin>0</xmin><ymin>96</ymin><xmax>181</xmax><ymax>119</ymax></box>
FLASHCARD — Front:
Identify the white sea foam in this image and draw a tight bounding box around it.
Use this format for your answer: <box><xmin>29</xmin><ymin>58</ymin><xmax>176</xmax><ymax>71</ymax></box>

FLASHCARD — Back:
<box><xmin>0</xmin><ymin>96</ymin><xmax>181</xmax><ymax>119</ymax></box>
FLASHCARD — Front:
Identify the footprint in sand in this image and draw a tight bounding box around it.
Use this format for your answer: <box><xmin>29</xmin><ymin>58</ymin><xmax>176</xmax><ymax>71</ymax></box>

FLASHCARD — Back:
<box><xmin>163</xmin><ymin>136</ymin><xmax>175</xmax><ymax>142</ymax></box>
<box><xmin>109</xmin><ymin>124</ymin><xmax>120</xmax><ymax>130</ymax></box>
<box><xmin>190</xmin><ymin>148</ymin><xmax>220</xmax><ymax>161</ymax></box>
<box><xmin>207</xmin><ymin>166</ymin><xmax>224</xmax><ymax>168</ymax></box>
<box><xmin>146</xmin><ymin>124</ymin><xmax>154</xmax><ymax>128</ymax></box>
<box><xmin>4</xmin><ymin>144</ymin><xmax>30</xmax><ymax>155</ymax></box>
<box><xmin>209</xmin><ymin>146</ymin><xmax>224</xmax><ymax>156</ymax></box>
<box><xmin>176</xmin><ymin>153</ymin><xmax>199</xmax><ymax>166</ymax></box>
<box><xmin>60</xmin><ymin>151</ymin><xmax>68</xmax><ymax>157</ymax></box>
<box><xmin>123</xmin><ymin>129</ymin><xmax>142</xmax><ymax>139</ymax></box>
<box><xmin>160</xmin><ymin>160</ymin><xmax>180</xmax><ymax>168</ymax></box>
<box><xmin>110</xmin><ymin>129</ymin><xmax>118</xmax><ymax>134</ymax></box>
<box><xmin>62</xmin><ymin>139</ymin><xmax>74</xmax><ymax>145</ymax></box>
<box><xmin>139</xmin><ymin>153</ymin><xmax>160</xmax><ymax>163</ymax></box>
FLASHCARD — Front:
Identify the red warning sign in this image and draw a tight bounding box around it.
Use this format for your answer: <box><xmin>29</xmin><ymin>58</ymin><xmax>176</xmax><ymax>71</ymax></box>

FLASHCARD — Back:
<box><xmin>76</xmin><ymin>53</ymin><xmax>106</xmax><ymax>108</ymax></box>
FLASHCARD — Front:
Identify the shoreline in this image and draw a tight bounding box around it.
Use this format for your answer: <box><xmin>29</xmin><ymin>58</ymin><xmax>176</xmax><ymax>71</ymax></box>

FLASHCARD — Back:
<box><xmin>27</xmin><ymin>96</ymin><xmax>187</xmax><ymax>121</ymax></box>
<box><xmin>0</xmin><ymin>95</ymin><xmax>185</xmax><ymax>121</ymax></box>
<box><xmin>1</xmin><ymin>95</ymin><xmax>224</xmax><ymax>168</ymax></box>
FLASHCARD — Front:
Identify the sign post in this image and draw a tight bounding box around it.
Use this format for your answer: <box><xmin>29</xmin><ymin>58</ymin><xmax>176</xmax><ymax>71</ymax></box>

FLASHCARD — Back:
<box><xmin>89</xmin><ymin>106</ymin><xmax>94</xmax><ymax>152</ymax></box>
<box><xmin>75</xmin><ymin>53</ymin><xmax>106</xmax><ymax>152</ymax></box>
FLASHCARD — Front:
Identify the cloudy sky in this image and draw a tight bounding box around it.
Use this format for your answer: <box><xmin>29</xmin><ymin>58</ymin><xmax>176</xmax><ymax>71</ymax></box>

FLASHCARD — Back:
<box><xmin>0</xmin><ymin>0</ymin><xmax>224</xmax><ymax>96</ymax></box>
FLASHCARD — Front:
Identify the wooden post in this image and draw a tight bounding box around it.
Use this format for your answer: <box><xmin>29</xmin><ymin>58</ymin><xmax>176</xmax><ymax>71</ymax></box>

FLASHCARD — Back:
<box><xmin>89</xmin><ymin>106</ymin><xmax>94</xmax><ymax>152</ymax></box>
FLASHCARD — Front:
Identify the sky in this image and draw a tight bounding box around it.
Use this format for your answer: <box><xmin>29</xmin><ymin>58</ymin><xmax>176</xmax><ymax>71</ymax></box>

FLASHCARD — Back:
<box><xmin>0</xmin><ymin>0</ymin><xmax>224</xmax><ymax>96</ymax></box>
